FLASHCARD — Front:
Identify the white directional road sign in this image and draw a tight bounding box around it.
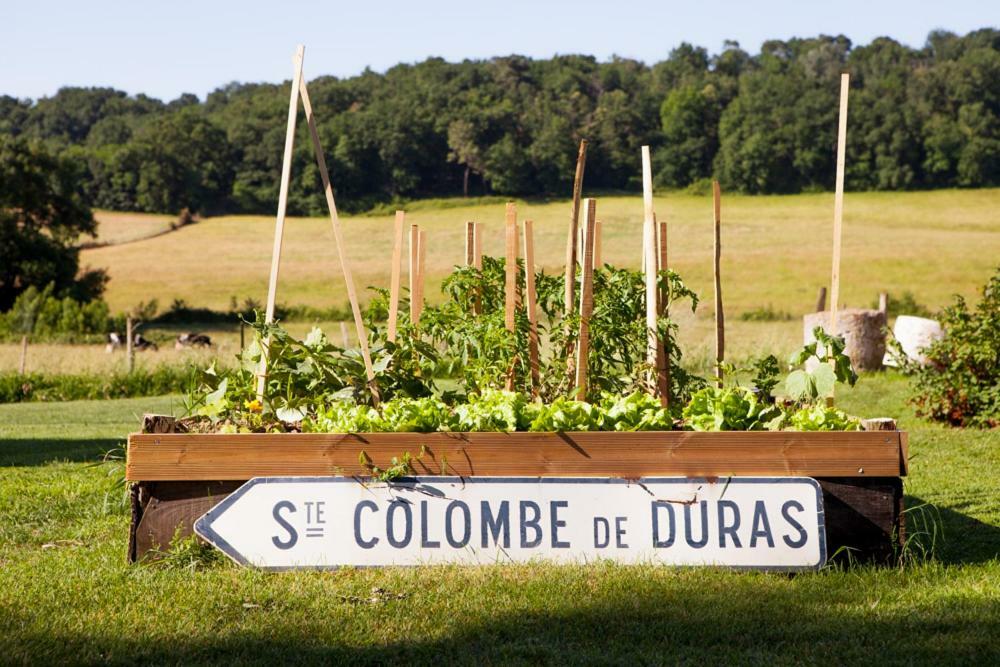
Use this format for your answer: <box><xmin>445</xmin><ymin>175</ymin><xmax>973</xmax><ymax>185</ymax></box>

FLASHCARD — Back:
<box><xmin>194</xmin><ymin>476</ymin><xmax>826</xmax><ymax>571</ymax></box>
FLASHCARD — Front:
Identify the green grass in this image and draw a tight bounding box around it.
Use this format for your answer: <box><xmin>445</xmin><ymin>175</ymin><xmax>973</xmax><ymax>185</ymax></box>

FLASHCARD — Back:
<box><xmin>1</xmin><ymin>378</ymin><xmax>998</xmax><ymax>664</ymax></box>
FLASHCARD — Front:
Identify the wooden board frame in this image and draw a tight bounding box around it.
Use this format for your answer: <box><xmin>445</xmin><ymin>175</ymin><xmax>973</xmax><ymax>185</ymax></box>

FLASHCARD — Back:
<box><xmin>127</xmin><ymin>430</ymin><xmax>907</xmax><ymax>481</ymax></box>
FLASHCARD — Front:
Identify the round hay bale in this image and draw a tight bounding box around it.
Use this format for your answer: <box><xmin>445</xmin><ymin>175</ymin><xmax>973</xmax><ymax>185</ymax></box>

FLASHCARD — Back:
<box><xmin>802</xmin><ymin>309</ymin><xmax>887</xmax><ymax>372</ymax></box>
<box><xmin>885</xmin><ymin>315</ymin><xmax>943</xmax><ymax>367</ymax></box>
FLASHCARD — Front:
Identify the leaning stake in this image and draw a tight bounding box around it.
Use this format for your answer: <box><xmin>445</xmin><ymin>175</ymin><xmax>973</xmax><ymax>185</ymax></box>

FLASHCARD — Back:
<box><xmin>641</xmin><ymin>146</ymin><xmax>668</xmax><ymax>406</ymax></box>
<box><xmin>523</xmin><ymin>219</ymin><xmax>541</xmax><ymax>395</ymax></box>
<box><xmin>829</xmin><ymin>72</ymin><xmax>850</xmax><ymax>406</ymax></box>
<box><xmin>299</xmin><ymin>74</ymin><xmax>379</xmax><ymax>402</ymax></box>
<box><xmin>257</xmin><ymin>45</ymin><xmax>304</xmax><ymax>399</ymax></box>
<box><xmin>564</xmin><ymin>139</ymin><xmax>588</xmax><ymax>383</ymax></box>
<box><xmin>505</xmin><ymin>203</ymin><xmax>519</xmax><ymax>389</ymax></box>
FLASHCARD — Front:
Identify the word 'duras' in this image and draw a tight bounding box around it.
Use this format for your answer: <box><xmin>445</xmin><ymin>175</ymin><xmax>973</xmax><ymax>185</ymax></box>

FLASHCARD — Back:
<box><xmin>196</xmin><ymin>477</ymin><xmax>826</xmax><ymax>570</ymax></box>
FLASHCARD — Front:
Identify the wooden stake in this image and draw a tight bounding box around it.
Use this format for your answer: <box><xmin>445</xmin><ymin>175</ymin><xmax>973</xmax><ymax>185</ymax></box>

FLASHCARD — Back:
<box><xmin>126</xmin><ymin>316</ymin><xmax>134</xmax><ymax>374</ymax></box>
<box><xmin>409</xmin><ymin>224</ymin><xmax>420</xmax><ymax>325</ymax></box>
<box><xmin>340</xmin><ymin>321</ymin><xmax>350</xmax><ymax>348</ymax></box>
<box><xmin>830</xmin><ymin>72</ymin><xmax>850</xmax><ymax>333</ymax></box>
<box><xmin>257</xmin><ymin>45</ymin><xmax>304</xmax><ymax>398</ymax></box>
<box><xmin>465</xmin><ymin>221</ymin><xmax>475</xmax><ymax>266</ymax></box>
<box><xmin>413</xmin><ymin>229</ymin><xmax>427</xmax><ymax>327</ymax></box>
<box><xmin>829</xmin><ymin>72</ymin><xmax>850</xmax><ymax>407</ymax></box>
<box><xmin>878</xmin><ymin>292</ymin><xmax>889</xmax><ymax>316</ymax></box>
<box><xmin>565</xmin><ymin>139</ymin><xmax>588</xmax><ymax>316</ymax></box>
<box><xmin>504</xmin><ymin>202</ymin><xmax>518</xmax><ymax>332</ymax></box>
<box><xmin>713</xmin><ymin>180</ymin><xmax>725</xmax><ymax>388</ymax></box>
<box><xmin>523</xmin><ymin>219</ymin><xmax>541</xmax><ymax>395</ymax></box>
<box><xmin>657</xmin><ymin>216</ymin><xmax>667</xmax><ymax>309</ymax></box>
<box><xmin>593</xmin><ymin>220</ymin><xmax>603</xmax><ymax>268</ymax></box>
<box><xmin>575</xmin><ymin>199</ymin><xmax>597</xmax><ymax>400</ymax></box>
<box><xmin>641</xmin><ymin>146</ymin><xmax>668</xmax><ymax>406</ymax></box>
<box><xmin>564</xmin><ymin>140</ymin><xmax>588</xmax><ymax>383</ymax></box>
<box><xmin>471</xmin><ymin>221</ymin><xmax>483</xmax><ymax>315</ymax></box>
<box><xmin>299</xmin><ymin>75</ymin><xmax>378</xmax><ymax>401</ymax></box>
<box><xmin>18</xmin><ymin>334</ymin><xmax>27</xmax><ymax>375</ymax></box>
<box><xmin>816</xmin><ymin>286</ymin><xmax>827</xmax><ymax>312</ymax></box>
<box><xmin>386</xmin><ymin>210</ymin><xmax>405</xmax><ymax>342</ymax></box>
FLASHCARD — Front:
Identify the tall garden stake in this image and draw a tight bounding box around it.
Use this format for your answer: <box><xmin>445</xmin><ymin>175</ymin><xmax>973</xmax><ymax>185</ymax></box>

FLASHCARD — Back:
<box><xmin>829</xmin><ymin>72</ymin><xmax>850</xmax><ymax>406</ymax></box>
<box><xmin>386</xmin><ymin>210</ymin><xmax>405</xmax><ymax>342</ymax></box>
<box><xmin>523</xmin><ymin>219</ymin><xmax>541</xmax><ymax>395</ymax></box>
<box><xmin>565</xmin><ymin>139</ymin><xmax>588</xmax><ymax>383</ymax></box>
<box><xmin>713</xmin><ymin>180</ymin><xmax>725</xmax><ymax>387</ymax></box>
<box><xmin>575</xmin><ymin>199</ymin><xmax>597</xmax><ymax>400</ymax></box>
<box><xmin>505</xmin><ymin>203</ymin><xmax>518</xmax><ymax>389</ymax></box>
<box><xmin>299</xmin><ymin>73</ymin><xmax>379</xmax><ymax>402</ymax></box>
<box><xmin>641</xmin><ymin>146</ymin><xmax>668</xmax><ymax>406</ymax></box>
<box><xmin>257</xmin><ymin>45</ymin><xmax>304</xmax><ymax>399</ymax></box>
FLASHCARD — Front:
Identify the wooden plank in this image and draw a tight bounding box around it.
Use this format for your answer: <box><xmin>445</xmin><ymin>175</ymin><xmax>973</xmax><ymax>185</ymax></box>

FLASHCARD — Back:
<box><xmin>258</xmin><ymin>45</ymin><xmax>305</xmax><ymax>397</ymax></box>
<box><xmin>829</xmin><ymin>72</ymin><xmax>850</xmax><ymax>332</ymax></box>
<box><xmin>575</xmin><ymin>199</ymin><xmax>597</xmax><ymax>400</ymax></box>
<box><xmin>641</xmin><ymin>147</ymin><xmax>668</xmax><ymax>406</ymax></box>
<box><xmin>298</xmin><ymin>76</ymin><xmax>378</xmax><ymax>400</ymax></box>
<box><xmin>409</xmin><ymin>224</ymin><xmax>420</xmax><ymax>326</ymax></box>
<box><xmin>126</xmin><ymin>430</ymin><xmax>906</xmax><ymax>481</ymax></box>
<box><xmin>386</xmin><ymin>210</ymin><xmax>405</xmax><ymax>342</ymax></box>
<box><xmin>523</xmin><ymin>219</ymin><xmax>541</xmax><ymax>394</ymax></box>
<box><xmin>713</xmin><ymin>180</ymin><xmax>725</xmax><ymax>387</ymax></box>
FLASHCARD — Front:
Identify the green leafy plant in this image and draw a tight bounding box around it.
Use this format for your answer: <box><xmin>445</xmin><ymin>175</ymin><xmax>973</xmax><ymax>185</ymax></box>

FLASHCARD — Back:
<box><xmin>908</xmin><ymin>267</ymin><xmax>1000</xmax><ymax>427</ymax></box>
<box><xmin>786</xmin><ymin>404</ymin><xmax>861</xmax><ymax>431</ymax></box>
<box><xmin>784</xmin><ymin>327</ymin><xmax>857</xmax><ymax>402</ymax></box>
<box><xmin>598</xmin><ymin>391</ymin><xmax>673</xmax><ymax>431</ymax></box>
<box><xmin>682</xmin><ymin>386</ymin><xmax>781</xmax><ymax>431</ymax></box>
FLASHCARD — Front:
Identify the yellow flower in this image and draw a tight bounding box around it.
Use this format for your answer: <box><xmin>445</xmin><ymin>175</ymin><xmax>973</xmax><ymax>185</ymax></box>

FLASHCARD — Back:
<box><xmin>244</xmin><ymin>399</ymin><xmax>262</xmax><ymax>413</ymax></box>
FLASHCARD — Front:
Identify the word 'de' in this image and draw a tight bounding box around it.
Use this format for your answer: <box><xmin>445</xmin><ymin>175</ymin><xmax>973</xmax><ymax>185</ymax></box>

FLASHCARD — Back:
<box><xmin>196</xmin><ymin>477</ymin><xmax>826</xmax><ymax>571</ymax></box>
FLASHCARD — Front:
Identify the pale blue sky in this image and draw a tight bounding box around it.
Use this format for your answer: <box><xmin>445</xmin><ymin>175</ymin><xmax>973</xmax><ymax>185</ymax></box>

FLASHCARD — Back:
<box><xmin>3</xmin><ymin>0</ymin><xmax>996</xmax><ymax>101</ymax></box>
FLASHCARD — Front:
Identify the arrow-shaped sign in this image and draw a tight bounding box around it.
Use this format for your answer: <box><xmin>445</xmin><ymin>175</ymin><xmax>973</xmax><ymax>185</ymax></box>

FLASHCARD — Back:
<box><xmin>195</xmin><ymin>476</ymin><xmax>826</xmax><ymax>571</ymax></box>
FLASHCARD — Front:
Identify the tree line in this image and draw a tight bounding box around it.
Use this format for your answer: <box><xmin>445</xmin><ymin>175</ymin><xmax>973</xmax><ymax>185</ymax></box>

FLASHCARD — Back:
<box><xmin>2</xmin><ymin>29</ymin><xmax>999</xmax><ymax>216</ymax></box>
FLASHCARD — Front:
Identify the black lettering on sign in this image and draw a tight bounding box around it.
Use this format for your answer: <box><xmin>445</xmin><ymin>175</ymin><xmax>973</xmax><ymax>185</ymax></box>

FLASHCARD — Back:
<box><xmin>482</xmin><ymin>501</ymin><xmax>510</xmax><ymax>548</ymax></box>
<box><xmin>594</xmin><ymin>517</ymin><xmax>610</xmax><ymax>549</ymax></box>
<box><xmin>750</xmin><ymin>500</ymin><xmax>775</xmax><ymax>548</ymax></box>
<box><xmin>354</xmin><ymin>500</ymin><xmax>379</xmax><ymax>549</ymax></box>
<box><xmin>781</xmin><ymin>500</ymin><xmax>808</xmax><ymax>548</ymax></box>
<box><xmin>387</xmin><ymin>500</ymin><xmax>413</xmax><ymax>548</ymax></box>
<box><xmin>445</xmin><ymin>500</ymin><xmax>471</xmax><ymax>548</ymax></box>
<box><xmin>520</xmin><ymin>501</ymin><xmax>542</xmax><ymax>548</ymax></box>
<box><xmin>651</xmin><ymin>501</ymin><xmax>676</xmax><ymax>548</ymax></box>
<box><xmin>684</xmin><ymin>501</ymin><xmax>709</xmax><ymax>549</ymax></box>
<box><xmin>551</xmin><ymin>501</ymin><xmax>570</xmax><ymax>548</ymax></box>
<box><xmin>421</xmin><ymin>500</ymin><xmax>440</xmax><ymax>548</ymax></box>
<box><xmin>717</xmin><ymin>500</ymin><xmax>742</xmax><ymax>548</ymax></box>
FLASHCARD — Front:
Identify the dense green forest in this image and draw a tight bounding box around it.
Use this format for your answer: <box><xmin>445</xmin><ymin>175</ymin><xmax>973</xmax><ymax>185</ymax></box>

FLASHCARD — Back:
<box><xmin>2</xmin><ymin>29</ymin><xmax>999</xmax><ymax>215</ymax></box>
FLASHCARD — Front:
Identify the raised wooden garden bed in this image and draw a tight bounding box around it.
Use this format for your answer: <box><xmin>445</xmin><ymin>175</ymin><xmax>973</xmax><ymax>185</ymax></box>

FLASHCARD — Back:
<box><xmin>126</xmin><ymin>426</ymin><xmax>908</xmax><ymax>564</ymax></box>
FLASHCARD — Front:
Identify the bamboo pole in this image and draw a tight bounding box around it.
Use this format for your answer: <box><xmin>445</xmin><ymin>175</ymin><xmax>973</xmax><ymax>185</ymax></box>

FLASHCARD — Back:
<box><xmin>815</xmin><ymin>287</ymin><xmax>827</xmax><ymax>312</ymax></box>
<box><xmin>829</xmin><ymin>72</ymin><xmax>850</xmax><ymax>406</ymax></box>
<box><xmin>641</xmin><ymin>146</ymin><xmax>668</xmax><ymax>406</ymax></box>
<box><xmin>257</xmin><ymin>45</ymin><xmax>304</xmax><ymax>398</ymax></box>
<box><xmin>299</xmin><ymin>75</ymin><xmax>378</xmax><ymax>401</ymax></box>
<box><xmin>409</xmin><ymin>224</ymin><xmax>420</xmax><ymax>325</ymax></box>
<box><xmin>523</xmin><ymin>219</ymin><xmax>541</xmax><ymax>395</ymax></box>
<box><xmin>386</xmin><ymin>211</ymin><xmax>405</xmax><ymax>342</ymax></box>
<box><xmin>713</xmin><ymin>180</ymin><xmax>725</xmax><ymax>388</ymax></box>
<box><xmin>575</xmin><ymin>199</ymin><xmax>597</xmax><ymax>400</ymax></box>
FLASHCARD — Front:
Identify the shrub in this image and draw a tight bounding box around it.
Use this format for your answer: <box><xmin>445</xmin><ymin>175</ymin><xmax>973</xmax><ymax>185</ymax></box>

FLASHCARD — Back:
<box><xmin>909</xmin><ymin>268</ymin><xmax>1000</xmax><ymax>427</ymax></box>
<box><xmin>0</xmin><ymin>366</ymin><xmax>198</xmax><ymax>403</ymax></box>
<box><xmin>0</xmin><ymin>285</ymin><xmax>120</xmax><ymax>343</ymax></box>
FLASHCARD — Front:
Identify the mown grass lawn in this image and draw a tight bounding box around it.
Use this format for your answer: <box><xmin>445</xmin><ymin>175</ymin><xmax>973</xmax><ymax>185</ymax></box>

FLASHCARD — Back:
<box><xmin>1</xmin><ymin>379</ymin><xmax>998</xmax><ymax>665</ymax></box>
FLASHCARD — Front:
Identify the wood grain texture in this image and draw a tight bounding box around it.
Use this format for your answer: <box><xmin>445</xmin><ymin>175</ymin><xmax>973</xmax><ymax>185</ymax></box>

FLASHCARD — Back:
<box><xmin>523</xmin><ymin>219</ymin><xmax>541</xmax><ymax>394</ymax></box>
<box><xmin>830</xmin><ymin>72</ymin><xmax>850</xmax><ymax>332</ymax></box>
<box><xmin>642</xmin><ymin>147</ymin><xmax>668</xmax><ymax>407</ymax></box>
<box><xmin>504</xmin><ymin>202</ymin><xmax>518</xmax><ymax>332</ymax></box>
<box><xmin>386</xmin><ymin>210</ymin><xmax>405</xmax><ymax>342</ymax></box>
<box><xmin>575</xmin><ymin>199</ymin><xmax>597</xmax><ymax>400</ymax></box>
<box><xmin>473</xmin><ymin>221</ymin><xmax>483</xmax><ymax>314</ymax></box>
<box><xmin>565</xmin><ymin>139</ymin><xmax>588</xmax><ymax>319</ymax></box>
<box><xmin>713</xmin><ymin>180</ymin><xmax>725</xmax><ymax>387</ymax></box>
<box><xmin>126</xmin><ymin>431</ymin><xmax>906</xmax><ymax>481</ymax></box>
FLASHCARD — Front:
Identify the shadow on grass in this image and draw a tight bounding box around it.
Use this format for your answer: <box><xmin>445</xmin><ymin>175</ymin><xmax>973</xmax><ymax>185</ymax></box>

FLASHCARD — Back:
<box><xmin>2</xmin><ymin>583</ymin><xmax>997</xmax><ymax>664</ymax></box>
<box><xmin>907</xmin><ymin>495</ymin><xmax>1000</xmax><ymax>565</ymax></box>
<box><xmin>0</xmin><ymin>438</ymin><xmax>121</xmax><ymax>467</ymax></box>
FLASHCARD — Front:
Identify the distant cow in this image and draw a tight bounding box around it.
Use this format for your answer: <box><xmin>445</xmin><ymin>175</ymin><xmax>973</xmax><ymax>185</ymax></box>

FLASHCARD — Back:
<box><xmin>133</xmin><ymin>334</ymin><xmax>158</xmax><ymax>351</ymax></box>
<box><xmin>105</xmin><ymin>332</ymin><xmax>125</xmax><ymax>353</ymax></box>
<box><xmin>106</xmin><ymin>331</ymin><xmax>158</xmax><ymax>352</ymax></box>
<box><xmin>175</xmin><ymin>332</ymin><xmax>212</xmax><ymax>349</ymax></box>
